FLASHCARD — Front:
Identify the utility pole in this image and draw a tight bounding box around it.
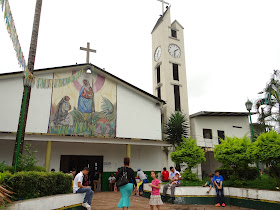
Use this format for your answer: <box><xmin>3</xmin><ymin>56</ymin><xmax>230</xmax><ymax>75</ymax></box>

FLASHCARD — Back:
<box><xmin>13</xmin><ymin>0</ymin><xmax>43</xmax><ymax>172</ymax></box>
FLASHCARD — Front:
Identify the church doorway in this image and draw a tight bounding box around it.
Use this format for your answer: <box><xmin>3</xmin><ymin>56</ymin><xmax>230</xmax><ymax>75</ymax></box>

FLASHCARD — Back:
<box><xmin>60</xmin><ymin>155</ymin><xmax>103</xmax><ymax>189</ymax></box>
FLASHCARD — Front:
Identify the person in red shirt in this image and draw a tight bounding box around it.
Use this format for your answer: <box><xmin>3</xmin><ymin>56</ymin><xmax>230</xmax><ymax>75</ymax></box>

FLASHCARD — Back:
<box><xmin>161</xmin><ymin>167</ymin><xmax>169</xmax><ymax>182</ymax></box>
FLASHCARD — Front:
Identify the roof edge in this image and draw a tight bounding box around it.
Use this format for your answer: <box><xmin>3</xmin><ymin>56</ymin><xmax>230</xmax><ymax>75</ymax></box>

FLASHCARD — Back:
<box><xmin>0</xmin><ymin>63</ymin><xmax>166</xmax><ymax>104</ymax></box>
<box><xmin>190</xmin><ymin>111</ymin><xmax>257</xmax><ymax>118</ymax></box>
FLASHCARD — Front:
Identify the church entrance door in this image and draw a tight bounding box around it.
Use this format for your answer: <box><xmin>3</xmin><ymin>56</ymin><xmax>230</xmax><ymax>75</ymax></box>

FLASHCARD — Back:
<box><xmin>60</xmin><ymin>155</ymin><xmax>103</xmax><ymax>189</ymax></box>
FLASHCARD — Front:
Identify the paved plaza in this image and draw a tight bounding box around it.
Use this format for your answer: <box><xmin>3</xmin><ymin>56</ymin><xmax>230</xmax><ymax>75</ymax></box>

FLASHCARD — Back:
<box><xmin>90</xmin><ymin>192</ymin><xmax>254</xmax><ymax>210</ymax></box>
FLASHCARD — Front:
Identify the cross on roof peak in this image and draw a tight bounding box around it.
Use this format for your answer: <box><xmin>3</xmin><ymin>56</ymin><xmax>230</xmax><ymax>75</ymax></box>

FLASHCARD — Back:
<box><xmin>156</xmin><ymin>0</ymin><xmax>169</xmax><ymax>15</ymax></box>
<box><xmin>80</xmin><ymin>42</ymin><xmax>96</xmax><ymax>63</ymax></box>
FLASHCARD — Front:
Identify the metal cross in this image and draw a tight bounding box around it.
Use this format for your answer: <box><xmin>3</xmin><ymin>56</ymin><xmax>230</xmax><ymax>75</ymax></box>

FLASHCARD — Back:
<box><xmin>80</xmin><ymin>42</ymin><xmax>96</xmax><ymax>63</ymax></box>
<box><xmin>157</xmin><ymin>0</ymin><xmax>169</xmax><ymax>15</ymax></box>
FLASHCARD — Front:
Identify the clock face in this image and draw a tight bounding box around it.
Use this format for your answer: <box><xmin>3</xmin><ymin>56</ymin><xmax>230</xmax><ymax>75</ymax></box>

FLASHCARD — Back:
<box><xmin>154</xmin><ymin>46</ymin><xmax>162</xmax><ymax>62</ymax></box>
<box><xmin>168</xmin><ymin>44</ymin><xmax>181</xmax><ymax>58</ymax></box>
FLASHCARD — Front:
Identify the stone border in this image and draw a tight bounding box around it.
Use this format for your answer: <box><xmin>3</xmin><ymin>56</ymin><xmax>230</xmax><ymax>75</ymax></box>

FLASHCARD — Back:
<box><xmin>6</xmin><ymin>193</ymin><xmax>85</xmax><ymax>210</ymax></box>
<box><xmin>143</xmin><ymin>184</ymin><xmax>280</xmax><ymax>210</ymax></box>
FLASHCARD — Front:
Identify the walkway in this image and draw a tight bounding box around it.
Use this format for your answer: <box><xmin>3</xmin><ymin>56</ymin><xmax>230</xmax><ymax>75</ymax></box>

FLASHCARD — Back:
<box><xmin>90</xmin><ymin>192</ymin><xmax>254</xmax><ymax>210</ymax></box>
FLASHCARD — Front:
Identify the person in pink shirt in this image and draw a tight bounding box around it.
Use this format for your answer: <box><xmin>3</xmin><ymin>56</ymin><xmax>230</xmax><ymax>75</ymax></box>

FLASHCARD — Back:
<box><xmin>148</xmin><ymin>171</ymin><xmax>163</xmax><ymax>210</ymax></box>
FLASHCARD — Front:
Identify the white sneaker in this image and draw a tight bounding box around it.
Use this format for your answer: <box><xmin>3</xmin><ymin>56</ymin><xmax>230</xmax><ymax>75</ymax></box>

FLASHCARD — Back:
<box><xmin>82</xmin><ymin>203</ymin><xmax>91</xmax><ymax>209</ymax></box>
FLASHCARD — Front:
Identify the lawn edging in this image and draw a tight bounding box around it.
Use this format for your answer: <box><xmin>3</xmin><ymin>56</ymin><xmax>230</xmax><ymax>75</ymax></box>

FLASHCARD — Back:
<box><xmin>5</xmin><ymin>193</ymin><xmax>85</xmax><ymax>210</ymax></box>
<box><xmin>143</xmin><ymin>184</ymin><xmax>280</xmax><ymax>210</ymax></box>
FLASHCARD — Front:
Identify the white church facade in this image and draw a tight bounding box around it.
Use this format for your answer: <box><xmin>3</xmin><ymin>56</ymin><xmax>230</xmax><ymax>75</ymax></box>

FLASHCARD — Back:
<box><xmin>0</xmin><ymin>63</ymin><xmax>169</xmax><ymax>191</ymax></box>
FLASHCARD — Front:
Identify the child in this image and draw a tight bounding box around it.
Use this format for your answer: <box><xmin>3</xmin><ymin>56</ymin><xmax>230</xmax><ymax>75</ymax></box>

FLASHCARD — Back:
<box><xmin>213</xmin><ymin>170</ymin><xmax>225</xmax><ymax>207</ymax></box>
<box><xmin>203</xmin><ymin>173</ymin><xmax>214</xmax><ymax>193</ymax></box>
<box><xmin>149</xmin><ymin>171</ymin><xmax>163</xmax><ymax>210</ymax></box>
<box><xmin>169</xmin><ymin>173</ymin><xmax>180</xmax><ymax>188</ymax></box>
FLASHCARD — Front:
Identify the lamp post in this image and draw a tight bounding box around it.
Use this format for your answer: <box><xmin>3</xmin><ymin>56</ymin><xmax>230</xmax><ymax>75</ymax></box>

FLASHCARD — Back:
<box><xmin>245</xmin><ymin>99</ymin><xmax>260</xmax><ymax>176</ymax></box>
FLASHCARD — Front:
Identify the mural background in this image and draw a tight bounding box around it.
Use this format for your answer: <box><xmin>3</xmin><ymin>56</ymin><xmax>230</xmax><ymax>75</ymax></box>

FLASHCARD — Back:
<box><xmin>48</xmin><ymin>70</ymin><xmax>116</xmax><ymax>137</ymax></box>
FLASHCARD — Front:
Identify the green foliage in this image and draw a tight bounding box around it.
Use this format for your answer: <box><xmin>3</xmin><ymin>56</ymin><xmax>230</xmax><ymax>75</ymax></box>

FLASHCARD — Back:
<box><xmin>2</xmin><ymin>171</ymin><xmax>72</xmax><ymax>200</ymax></box>
<box><xmin>17</xmin><ymin>143</ymin><xmax>38</xmax><ymax>171</ymax></box>
<box><xmin>223</xmin><ymin>175</ymin><xmax>277</xmax><ymax>190</ymax></box>
<box><xmin>181</xmin><ymin>169</ymin><xmax>201</xmax><ymax>182</ymax></box>
<box><xmin>255</xmin><ymin>70</ymin><xmax>280</xmax><ymax>131</ymax></box>
<box><xmin>164</xmin><ymin>112</ymin><xmax>189</xmax><ymax>146</ymax></box>
<box><xmin>217</xmin><ymin>167</ymin><xmax>258</xmax><ymax>181</ymax></box>
<box><xmin>249</xmin><ymin>131</ymin><xmax>280</xmax><ymax>185</ymax></box>
<box><xmin>249</xmin><ymin>131</ymin><xmax>280</xmax><ymax>165</ymax></box>
<box><xmin>214</xmin><ymin>135</ymin><xmax>254</xmax><ymax>170</ymax></box>
<box><xmin>171</xmin><ymin>137</ymin><xmax>205</xmax><ymax>169</ymax></box>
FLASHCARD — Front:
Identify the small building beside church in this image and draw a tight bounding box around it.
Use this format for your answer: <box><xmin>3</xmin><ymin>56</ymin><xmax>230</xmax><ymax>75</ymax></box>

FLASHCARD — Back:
<box><xmin>190</xmin><ymin>111</ymin><xmax>252</xmax><ymax>179</ymax></box>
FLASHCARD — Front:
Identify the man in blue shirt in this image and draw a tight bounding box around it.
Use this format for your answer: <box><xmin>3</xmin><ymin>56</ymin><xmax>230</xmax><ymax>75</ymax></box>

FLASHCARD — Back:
<box><xmin>212</xmin><ymin>170</ymin><xmax>225</xmax><ymax>207</ymax></box>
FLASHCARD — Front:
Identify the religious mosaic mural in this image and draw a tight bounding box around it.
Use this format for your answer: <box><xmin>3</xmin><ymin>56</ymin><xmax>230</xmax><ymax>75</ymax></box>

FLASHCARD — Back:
<box><xmin>48</xmin><ymin>70</ymin><xmax>116</xmax><ymax>137</ymax></box>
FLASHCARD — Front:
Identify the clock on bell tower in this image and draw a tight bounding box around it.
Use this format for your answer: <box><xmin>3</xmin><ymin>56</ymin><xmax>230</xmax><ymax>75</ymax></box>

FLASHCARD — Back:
<box><xmin>152</xmin><ymin>6</ymin><xmax>190</xmax><ymax>136</ymax></box>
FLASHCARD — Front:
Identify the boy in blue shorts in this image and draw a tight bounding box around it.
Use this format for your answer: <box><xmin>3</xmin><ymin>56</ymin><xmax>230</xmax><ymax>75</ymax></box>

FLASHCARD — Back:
<box><xmin>213</xmin><ymin>170</ymin><xmax>225</xmax><ymax>207</ymax></box>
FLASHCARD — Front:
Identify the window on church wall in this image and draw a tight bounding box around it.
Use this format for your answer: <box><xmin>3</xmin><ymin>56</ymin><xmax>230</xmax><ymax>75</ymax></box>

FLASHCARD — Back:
<box><xmin>157</xmin><ymin>87</ymin><xmax>161</xmax><ymax>99</ymax></box>
<box><xmin>173</xmin><ymin>64</ymin><xmax>179</xmax><ymax>81</ymax></box>
<box><xmin>156</xmin><ymin>66</ymin><xmax>160</xmax><ymax>84</ymax></box>
<box><xmin>203</xmin><ymin>129</ymin><xmax>213</xmax><ymax>139</ymax></box>
<box><xmin>171</xmin><ymin>29</ymin><xmax>177</xmax><ymax>38</ymax></box>
<box><xmin>174</xmin><ymin>85</ymin><xmax>181</xmax><ymax>111</ymax></box>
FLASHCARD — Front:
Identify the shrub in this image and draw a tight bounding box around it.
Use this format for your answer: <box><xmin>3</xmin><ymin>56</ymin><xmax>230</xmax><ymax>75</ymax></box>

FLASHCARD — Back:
<box><xmin>223</xmin><ymin>175</ymin><xmax>277</xmax><ymax>190</ymax></box>
<box><xmin>181</xmin><ymin>169</ymin><xmax>201</xmax><ymax>182</ymax></box>
<box><xmin>3</xmin><ymin>171</ymin><xmax>72</xmax><ymax>200</ymax></box>
<box><xmin>217</xmin><ymin>167</ymin><xmax>258</xmax><ymax>181</ymax></box>
<box><xmin>171</xmin><ymin>137</ymin><xmax>205</xmax><ymax>170</ymax></box>
<box><xmin>249</xmin><ymin>131</ymin><xmax>280</xmax><ymax>186</ymax></box>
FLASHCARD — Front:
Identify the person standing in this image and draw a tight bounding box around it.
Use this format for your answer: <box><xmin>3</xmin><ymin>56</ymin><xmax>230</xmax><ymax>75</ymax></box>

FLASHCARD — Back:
<box><xmin>162</xmin><ymin>166</ymin><xmax>182</xmax><ymax>200</ymax></box>
<box><xmin>161</xmin><ymin>167</ymin><xmax>169</xmax><ymax>182</ymax></box>
<box><xmin>114</xmin><ymin>157</ymin><xmax>138</xmax><ymax>209</ymax></box>
<box><xmin>73</xmin><ymin>167</ymin><xmax>94</xmax><ymax>210</ymax></box>
<box><xmin>149</xmin><ymin>171</ymin><xmax>163</xmax><ymax>210</ymax></box>
<box><xmin>136</xmin><ymin>168</ymin><xmax>148</xmax><ymax>196</ymax></box>
<box><xmin>92</xmin><ymin>171</ymin><xmax>99</xmax><ymax>193</ymax></box>
<box><xmin>108</xmin><ymin>173</ymin><xmax>116</xmax><ymax>191</ymax></box>
<box><xmin>213</xmin><ymin>170</ymin><xmax>225</xmax><ymax>207</ymax></box>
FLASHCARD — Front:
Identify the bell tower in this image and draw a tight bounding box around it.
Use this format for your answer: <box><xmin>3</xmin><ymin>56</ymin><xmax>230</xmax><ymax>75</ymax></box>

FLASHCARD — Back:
<box><xmin>152</xmin><ymin>7</ymin><xmax>190</xmax><ymax>135</ymax></box>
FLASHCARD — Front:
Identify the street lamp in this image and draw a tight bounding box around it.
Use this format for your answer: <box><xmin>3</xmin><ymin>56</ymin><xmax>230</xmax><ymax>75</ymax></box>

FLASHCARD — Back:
<box><xmin>245</xmin><ymin>99</ymin><xmax>260</xmax><ymax>176</ymax></box>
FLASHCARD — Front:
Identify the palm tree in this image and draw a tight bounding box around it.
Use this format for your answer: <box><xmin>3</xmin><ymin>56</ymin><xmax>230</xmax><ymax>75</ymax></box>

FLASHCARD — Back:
<box><xmin>164</xmin><ymin>112</ymin><xmax>189</xmax><ymax>147</ymax></box>
<box><xmin>255</xmin><ymin>70</ymin><xmax>280</xmax><ymax>132</ymax></box>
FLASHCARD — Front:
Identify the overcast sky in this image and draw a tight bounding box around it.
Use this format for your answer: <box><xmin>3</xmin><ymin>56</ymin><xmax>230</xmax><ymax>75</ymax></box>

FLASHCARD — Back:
<box><xmin>0</xmin><ymin>0</ymin><xmax>279</xmax><ymax>115</ymax></box>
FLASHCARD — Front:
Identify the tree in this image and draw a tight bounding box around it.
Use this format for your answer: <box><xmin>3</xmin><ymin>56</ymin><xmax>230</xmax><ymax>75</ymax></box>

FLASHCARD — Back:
<box><xmin>171</xmin><ymin>137</ymin><xmax>205</xmax><ymax>170</ymax></box>
<box><xmin>164</xmin><ymin>112</ymin><xmax>189</xmax><ymax>147</ymax></box>
<box><xmin>171</xmin><ymin>137</ymin><xmax>205</xmax><ymax>181</ymax></box>
<box><xmin>249</xmin><ymin>131</ymin><xmax>280</xmax><ymax>185</ymax></box>
<box><xmin>214</xmin><ymin>136</ymin><xmax>254</xmax><ymax>171</ymax></box>
<box><xmin>255</xmin><ymin>70</ymin><xmax>280</xmax><ymax>132</ymax></box>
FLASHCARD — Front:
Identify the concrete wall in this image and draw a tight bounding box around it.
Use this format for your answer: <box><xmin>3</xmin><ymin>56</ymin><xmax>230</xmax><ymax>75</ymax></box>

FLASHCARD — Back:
<box><xmin>0</xmin><ymin>73</ymin><xmax>162</xmax><ymax>141</ymax></box>
<box><xmin>190</xmin><ymin>116</ymin><xmax>250</xmax><ymax>148</ymax></box>
<box><xmin>0</xmin><ymin>140</ymin><xmax>164</xmax><ymax>172</ymax></box>
<box><xmin>144</xmin><ymin>184</ymin><xmax>280</xmax><ymax>202</ymax></box>
<box><xmin>25</xmin><ymin>74</ymin><xmax>53</xmax><ymax>133</ymax></box>
<box><xmin>116</xmin><ymin>84</ymin><xmax>162</xmax><ymax>140</ymax></box>
<box><xmin>6</xmin><ymin>193</ymin><xmax>85</xmax><ymax>210</ymax></box>
<box><xmin>0</xmin><ymin>77</ymin><xmax>23</xmax><ymax>132</ymax></box>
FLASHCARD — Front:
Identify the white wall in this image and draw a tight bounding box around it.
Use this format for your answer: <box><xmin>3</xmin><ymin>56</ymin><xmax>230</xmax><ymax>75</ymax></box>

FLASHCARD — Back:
<box><xmin>116</xmin><ymin>84</ymin><xmax>162</xmax><ymax>140</ymax></box>
<box><xmin>26</xmin><ymin>74</ymin><xmax>53</xmax><ymax>133</ymax></box>
<box><xmin>0</xmin><ymin>140</ymin><xmax>164</xmax><ymax>172</ymax></box>
<box><xmin>0</xmin><ymin>77</ymin><xmax>23</xmax><ymax>132</ymax></box>
<box><xmin>190</xmin><ymin>116</ymin><xmax>250</xmax><ymax>147</ymax></box>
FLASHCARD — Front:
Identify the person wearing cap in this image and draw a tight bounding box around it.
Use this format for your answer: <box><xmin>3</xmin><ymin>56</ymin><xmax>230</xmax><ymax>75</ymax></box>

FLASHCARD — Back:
<box><xmin>136</xmin><ymin>168</ymin><xmax>148</xmax><ymax>196</ymax></box>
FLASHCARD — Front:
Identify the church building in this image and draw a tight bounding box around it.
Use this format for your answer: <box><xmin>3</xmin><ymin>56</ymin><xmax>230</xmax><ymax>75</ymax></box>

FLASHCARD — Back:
<box><xmin>0</xmin><ymin>6</ymin><xmax>252</xmax><ymax>190</ymax></box>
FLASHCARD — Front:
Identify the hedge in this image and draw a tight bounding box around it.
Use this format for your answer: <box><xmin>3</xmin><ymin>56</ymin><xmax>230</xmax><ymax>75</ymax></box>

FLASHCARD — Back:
<box><xmin>2</xmin><ymin>171</ymin><xmax>72</xmax><ymax>200</ymax></box>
